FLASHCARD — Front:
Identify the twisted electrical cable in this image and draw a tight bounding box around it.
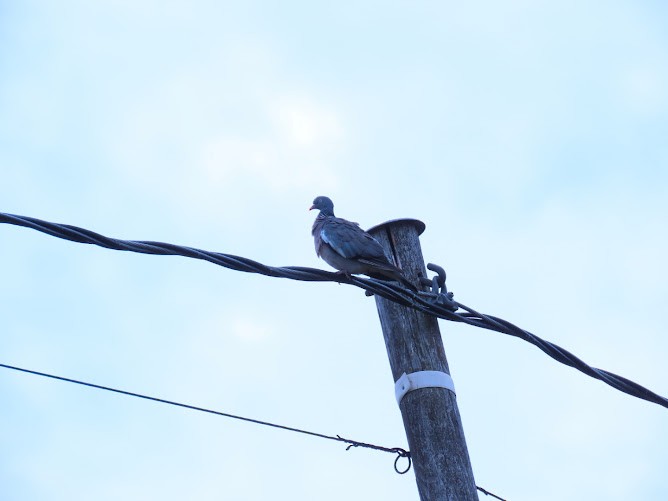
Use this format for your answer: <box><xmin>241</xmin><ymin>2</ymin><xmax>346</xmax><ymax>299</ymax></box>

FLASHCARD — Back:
<box><xmin>2</xmin><ymin>212</ymin><xmax>666</xmax><ymax>410</ymax></box>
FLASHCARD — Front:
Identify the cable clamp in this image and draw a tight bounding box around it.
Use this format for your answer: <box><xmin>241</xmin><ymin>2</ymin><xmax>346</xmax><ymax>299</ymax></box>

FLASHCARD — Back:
<box><xmin>395</xmin><ymin>371</ymin><xmax>456</xmax><ymax>404</ymax></box>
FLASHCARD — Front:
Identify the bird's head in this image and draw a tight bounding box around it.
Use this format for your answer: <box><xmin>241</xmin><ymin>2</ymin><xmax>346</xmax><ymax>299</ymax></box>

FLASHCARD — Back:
<box><xmin>309</xmin><ymin>196</ymin><xmax>335</xmax><ymax>215</ymax></box>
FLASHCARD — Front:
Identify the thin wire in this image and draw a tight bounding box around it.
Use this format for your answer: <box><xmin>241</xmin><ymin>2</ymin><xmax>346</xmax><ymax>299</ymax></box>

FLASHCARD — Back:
<box><xmin>2</xmin><ymin>212</ymin><xmax>667</xmax><ymax>410</ymax></box>
<box><xmin>0</xmin><ymin>362</ymin><xmax>410</xmax><ymax>472</ymax></box>
<box><xmin>477</xmin><ymin>485</ymin><xmax>507</xmax><ymax>500</ymax></box>
<box><xmin>2</xmin><ymin>362</ymin><xmax>519</xmax><ymax>497</ymax></box>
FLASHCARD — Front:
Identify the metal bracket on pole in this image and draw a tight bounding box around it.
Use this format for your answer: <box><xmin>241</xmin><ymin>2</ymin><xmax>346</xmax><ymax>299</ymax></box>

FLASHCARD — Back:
<box><xmin>395</xmin><ymin>371</ymin><xmax>456</xmax><ymax>405</ymax></box>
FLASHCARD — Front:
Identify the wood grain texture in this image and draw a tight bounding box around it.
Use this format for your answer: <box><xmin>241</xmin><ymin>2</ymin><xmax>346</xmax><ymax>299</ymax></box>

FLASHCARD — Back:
<box><xmin>369</xmin><ymin>219</ymin><xmax>478</xmax><ymax>501</ymax></box>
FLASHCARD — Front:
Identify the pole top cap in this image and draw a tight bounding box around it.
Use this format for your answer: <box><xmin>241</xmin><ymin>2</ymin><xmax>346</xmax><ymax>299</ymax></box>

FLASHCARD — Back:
<box><xmin>367</xmin><ymin>218</ymin><xmax>426</xmax><ymax>236</ymax></box>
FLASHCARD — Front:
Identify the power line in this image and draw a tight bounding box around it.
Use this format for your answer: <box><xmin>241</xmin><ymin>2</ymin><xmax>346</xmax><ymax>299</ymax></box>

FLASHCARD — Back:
<box><xmin>0</xmin><ymin>362</ymin><xmax>411</xmax><ymax>473</ymax></box>
<box><xmin>1</xmin><ymin>211</ymin><xmax>666</xmax><ymax>411</ymax></box>
<box><xmin>477</xmin><ymin>485</ymin><xmax>507</xmax><ymax>500</ymax></box>
<box><xmin>1</xmin><ymin>362</ymin><xmax>509</xmax><ymax>499</ymax></box>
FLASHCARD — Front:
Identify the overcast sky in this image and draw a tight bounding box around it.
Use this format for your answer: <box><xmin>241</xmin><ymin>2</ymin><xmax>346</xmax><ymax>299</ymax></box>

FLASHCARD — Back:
<box><xmin>1</xmin><ymin>1</ymin><xmax>667</xmax><ymax>500</ymax></box>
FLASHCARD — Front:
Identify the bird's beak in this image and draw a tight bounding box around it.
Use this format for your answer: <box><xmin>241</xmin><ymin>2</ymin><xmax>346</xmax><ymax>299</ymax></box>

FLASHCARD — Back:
<box><xmin>309</xmin><ymin>205</ymin><xmax>315</xmax><ymax>211</ymax></box>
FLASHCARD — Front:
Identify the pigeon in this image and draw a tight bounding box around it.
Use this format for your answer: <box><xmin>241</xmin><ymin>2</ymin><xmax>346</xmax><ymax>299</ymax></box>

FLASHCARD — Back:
<box><xmin>310</xmin><ymin>196</ymin><xmax>417</xmax><ymax>291</ymax></box>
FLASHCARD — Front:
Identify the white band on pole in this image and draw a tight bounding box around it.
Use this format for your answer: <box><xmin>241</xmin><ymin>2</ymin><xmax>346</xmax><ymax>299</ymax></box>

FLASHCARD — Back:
<box><xmin>395</xmin><ymin>371</ymin><xmax>456</xmax><ymax>405</ymax></box>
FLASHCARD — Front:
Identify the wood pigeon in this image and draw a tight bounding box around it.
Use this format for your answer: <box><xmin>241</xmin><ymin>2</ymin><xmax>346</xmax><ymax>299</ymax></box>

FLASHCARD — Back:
<box><xmin>310</xmin><ymin>196</ymin><xmax>417</xmax><ymax>291</ymax></box>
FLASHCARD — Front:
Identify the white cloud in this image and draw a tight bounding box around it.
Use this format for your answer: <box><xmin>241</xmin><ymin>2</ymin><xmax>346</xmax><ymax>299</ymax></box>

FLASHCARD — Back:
<box><xmin>271</xmin><ymin>96</ymin><xmax>344</xmax><ymax>148</ymax></box>
<box><xmin>230</xmin><ymin>315</ymin><xmax>273</xmax><ymax>342</ymax></box>
<box><xmin>619</xmin><ymin>64</ymin><xmax>668</xmax><ymax>116</ymax></box>
<box><xmin>106</xmin><ymin>72</ymin><xmax>344</xmax><ymax>209</ymax></box>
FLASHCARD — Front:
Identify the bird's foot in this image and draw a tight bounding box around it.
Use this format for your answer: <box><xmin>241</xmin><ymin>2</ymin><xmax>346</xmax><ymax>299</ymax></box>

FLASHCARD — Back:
<box><xmin>334</xmin><ymin>270</ymin><xmax>354</xmax><ymax>284</ymax></box>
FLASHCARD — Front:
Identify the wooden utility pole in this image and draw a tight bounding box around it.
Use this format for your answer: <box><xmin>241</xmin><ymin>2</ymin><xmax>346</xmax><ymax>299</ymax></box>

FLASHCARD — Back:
<box><xmin>368</xmin><ymin>219</ymin><xmax>478</xmax><ymax>501</ymax></box>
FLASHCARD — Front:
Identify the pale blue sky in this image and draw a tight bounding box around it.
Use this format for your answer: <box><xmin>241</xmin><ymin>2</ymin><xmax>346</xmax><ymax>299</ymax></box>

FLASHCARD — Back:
<box><xmin>1</xmin><ymin>1</ymin><xmax>667</xmax><ymax>500</ymax></box>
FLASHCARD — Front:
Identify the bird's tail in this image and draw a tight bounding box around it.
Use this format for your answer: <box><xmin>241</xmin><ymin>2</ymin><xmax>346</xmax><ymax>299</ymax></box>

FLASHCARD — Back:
<box><xmin>362</xmin><ymin>259</ymin><xmax>418</xmax><ymax>292</ymax></box>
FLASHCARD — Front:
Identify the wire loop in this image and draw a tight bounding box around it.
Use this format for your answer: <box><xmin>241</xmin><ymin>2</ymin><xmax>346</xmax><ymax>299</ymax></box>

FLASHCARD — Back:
<box><xmin>393</xmin><ymin>448</ymin><xmax>412</xmax><ymax>474</ymax></box>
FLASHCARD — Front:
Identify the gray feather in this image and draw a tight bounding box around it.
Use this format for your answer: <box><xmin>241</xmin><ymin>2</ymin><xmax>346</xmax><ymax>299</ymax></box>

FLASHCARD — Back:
<box><xmin>310</xmin><ymin>196</ymin><xmax>417</xmax><ymax>291</ymax></box>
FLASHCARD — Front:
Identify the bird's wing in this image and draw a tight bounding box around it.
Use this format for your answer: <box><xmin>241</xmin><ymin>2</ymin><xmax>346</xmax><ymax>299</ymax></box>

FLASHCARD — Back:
<box><xmin>320</xmin><ymin>217</ymin><xmax>389</xmax><ymax>263</ymax></box>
